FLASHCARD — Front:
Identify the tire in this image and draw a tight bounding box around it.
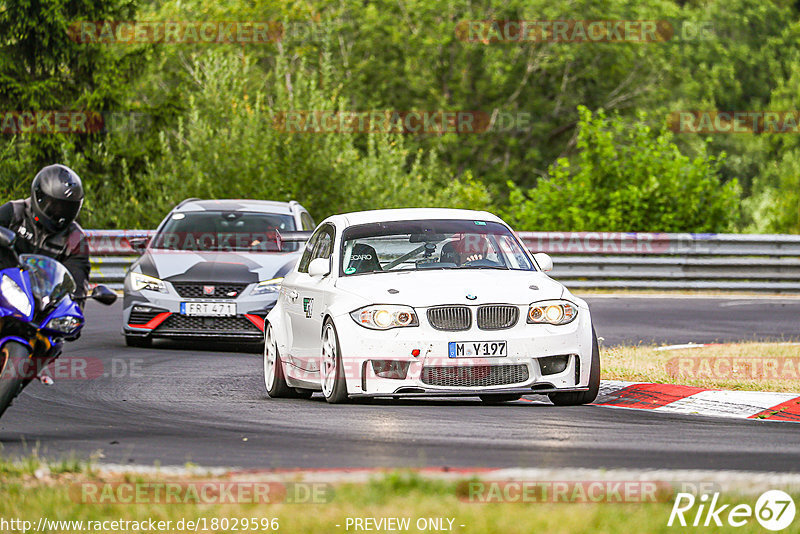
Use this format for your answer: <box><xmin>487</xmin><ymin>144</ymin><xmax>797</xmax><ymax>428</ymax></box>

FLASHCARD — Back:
<box><xmin>0</xmin><ymin>341</ymin><xmax>32</xmax><ymax>419</ymax></box>
<box><xmin>125</xmin><ymin>335</ymin><xmax>152</xmax><ymax>348</ymax></box>
<box><xmin>548</xmin><ymin>327</ymin><xmax>601</xmax><ymax>406</ymax></box>
<box><xmin>479</xmin><ymin>394</ymin><xmax>521</xmax><ymax>404</ymax></box>
<box><xmin>320</xmin><ymin>319</ymin><xmax>349</xmax><ymax>404</ymax></box>
<box><xmin>264</xmin><ymin>323</ymin><xmax>295</xmax><ymax>398</ymax></box>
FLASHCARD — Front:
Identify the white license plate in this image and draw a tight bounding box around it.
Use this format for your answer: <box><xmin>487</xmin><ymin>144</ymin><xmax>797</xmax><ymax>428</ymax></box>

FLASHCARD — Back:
<box><xmin>448</xmin><ymin>341</ymin><xmax>507</xmax><ymax>358</ymax></box>
<box><xmin>180</xmin><ymin>302</ymin><xmax>236</xmax><ymax>317</ymax></box>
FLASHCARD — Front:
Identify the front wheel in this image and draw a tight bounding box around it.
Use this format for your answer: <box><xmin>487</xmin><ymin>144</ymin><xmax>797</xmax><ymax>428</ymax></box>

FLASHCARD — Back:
<box><xmin>0</xmin><ymin>341</ymin><xmax>32</xmax><ymax>419</ymax></box>
<box><xmin>264</xmin><ymin>323</ymin><xmax>294</xmax><ymax>398</ymax></box>
<box><xmin>320</xmin><ymin>320</ymin><xmax>349</xmax><ymax>404</ymax></box>
<box><xmin>548</xmin><ymin>327</ymin><xmax>601</xmax><ymax>406</ymax></box>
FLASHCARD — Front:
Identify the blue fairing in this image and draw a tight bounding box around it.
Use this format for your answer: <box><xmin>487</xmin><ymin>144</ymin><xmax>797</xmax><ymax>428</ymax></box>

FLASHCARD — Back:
<box><xmin>0</xmin><ymin>268</ymin><xmax>34</xmax><ymax>322</ymax></box>
<box><xmin>41</xmin><ymin>297</ymin><xmax>84</xmax><ymax>336</ymax></box>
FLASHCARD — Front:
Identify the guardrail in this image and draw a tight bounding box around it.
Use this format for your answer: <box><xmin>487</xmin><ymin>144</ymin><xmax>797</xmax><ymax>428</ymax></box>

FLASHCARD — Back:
<box><xmin>86</xmin><ymin>230</ymin><xmax>800</xmax><ymax>292</ymax></box>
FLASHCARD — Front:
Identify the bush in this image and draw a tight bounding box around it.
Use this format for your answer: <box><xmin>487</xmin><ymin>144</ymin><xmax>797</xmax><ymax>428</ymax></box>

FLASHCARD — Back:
<box><xmin>503</xmin><ymin>107</ymin><xmax>740</xmax><ymax>232</ymax></box>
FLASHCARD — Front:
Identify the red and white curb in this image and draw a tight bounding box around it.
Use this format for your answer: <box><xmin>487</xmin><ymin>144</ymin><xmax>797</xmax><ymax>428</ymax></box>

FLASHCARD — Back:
<box><xmin>595</xmin><ymin>380</ymin><xmax>800</xmax><ymax>422</ymax></box>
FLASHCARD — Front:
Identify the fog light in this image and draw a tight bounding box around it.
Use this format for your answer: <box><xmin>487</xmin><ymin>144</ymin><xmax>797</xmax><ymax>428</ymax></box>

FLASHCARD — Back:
<box><xmin>539</xmin><ymin>355</ymin><xmax>570</xmax><ymax>375</ymax></box>
<box><xmin>371</xmin><ymin>360</ymin><xmax>410</xmax><ymax>379</ymax></box>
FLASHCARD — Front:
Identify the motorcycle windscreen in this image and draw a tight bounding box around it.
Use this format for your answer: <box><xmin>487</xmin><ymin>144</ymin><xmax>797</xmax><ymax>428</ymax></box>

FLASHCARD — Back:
<box><xmin>20</xmin><ymin>254</ymin><xmax>76</xmax><ymax>308</ymax></box>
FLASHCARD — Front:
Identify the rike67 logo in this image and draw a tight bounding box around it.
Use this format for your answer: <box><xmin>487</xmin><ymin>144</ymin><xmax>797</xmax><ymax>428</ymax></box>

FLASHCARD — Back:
<box><xmin>668</xmin><ymin>490</ymin><xmax>796</xmax><ymax>531</ymax></box>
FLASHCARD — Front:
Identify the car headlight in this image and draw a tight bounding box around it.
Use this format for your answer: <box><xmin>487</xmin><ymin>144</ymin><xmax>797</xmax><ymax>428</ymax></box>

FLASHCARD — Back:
<box><xmin>130</xmin><ymin>272</ymin><xmax>167</xmax><ymax>293</ymax></box>
<box><xmin>1</xmin><ymin>275</ymin><xmax>32</xmax><ymax>316</ymax></box>
<box><xmin>527</xmin><ymin>300</ymin><xmax>578</xmax><ymax>325</ymax></box>
<box><xmin>45</xmin><ymin>315</ymin><xmax>83</xmax><ymax>334</ymax></box>
<box><xmin>350</xmin><ymin>305</ymin><xmax>419</xmax><ymax>330</ymax></box>
<box><xmin>251</xmin><ymin>277</ymin><xmax>284</xmax><ymax>296</ymax></box>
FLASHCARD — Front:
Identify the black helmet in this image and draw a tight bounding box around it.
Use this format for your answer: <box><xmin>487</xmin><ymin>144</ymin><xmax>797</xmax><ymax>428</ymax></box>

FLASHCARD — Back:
<box><xmin>31</xmin><ymin>164</ymin><xmax>84</xmax><ymax>231</ymax></box>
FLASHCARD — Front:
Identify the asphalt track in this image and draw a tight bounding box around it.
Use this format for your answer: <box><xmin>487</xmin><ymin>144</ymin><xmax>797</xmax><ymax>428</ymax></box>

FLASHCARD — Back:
<box><xmin>0</xmin><ymin>296</ymin><xmax>799</xmax><ymax>471</ymax></box>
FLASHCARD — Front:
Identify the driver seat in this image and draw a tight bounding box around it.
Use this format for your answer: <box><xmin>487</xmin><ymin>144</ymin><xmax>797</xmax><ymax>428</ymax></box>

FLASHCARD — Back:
<box><xmin>347</xmin><ymin>243</ymin><xmax>382</xmax><ymax>274</ymax></box>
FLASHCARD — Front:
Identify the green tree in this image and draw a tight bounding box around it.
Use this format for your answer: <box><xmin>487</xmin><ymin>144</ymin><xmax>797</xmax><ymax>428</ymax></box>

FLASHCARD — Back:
<box><xmin>503</xmin><ymin>107</ymin><xmax>740</xmax><ymax>232</ymax></box>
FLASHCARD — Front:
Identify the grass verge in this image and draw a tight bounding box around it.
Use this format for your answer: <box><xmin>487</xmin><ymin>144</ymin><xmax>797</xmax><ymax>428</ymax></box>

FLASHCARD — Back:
<box><xmin>0</xmin><ymin>459</ymin><xmax>796</xmax><ymax>534</ymax></box>
<box><xmin>601</xmin><ymin>342</ymin><xmax>800</xmax><ymax>392</ymax></box>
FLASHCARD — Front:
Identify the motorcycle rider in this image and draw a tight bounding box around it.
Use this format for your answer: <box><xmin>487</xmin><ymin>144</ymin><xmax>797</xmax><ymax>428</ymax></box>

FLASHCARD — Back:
<box><xmin>0</xmin><ymin>164</ymin><xmax>90</xmax><ymax>298</ymax></box>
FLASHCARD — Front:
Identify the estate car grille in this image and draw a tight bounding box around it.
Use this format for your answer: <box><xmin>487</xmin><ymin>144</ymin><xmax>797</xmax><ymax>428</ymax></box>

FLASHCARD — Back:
<box><xmin>476</xmin><ymin>305</ymin><xmax>519</xmax><ymax>330</ymax></box>
<box><xmin>157</xmin><ymin>314</ymin><xmax>260</xmax><ymax>332</ymax></box>
<box><xmin>420</xmin><ymin>364</ymin><xmax>529</xmax><ymax>387</ymax></box>
<box><xmin>172</xmin><ymin>282</ymin><xmax>249</xmax><ymax>299</ymax></box>
<box><xmin>427</xmin><ymin>306</ymin><xmax>471</xmax><ymax>331</ymax></box>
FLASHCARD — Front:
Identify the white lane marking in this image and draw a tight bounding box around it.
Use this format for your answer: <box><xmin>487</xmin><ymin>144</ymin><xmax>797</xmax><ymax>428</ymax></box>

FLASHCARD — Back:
<box><xmin>656</xmin><ymin>390</ymin><xmax>798</xmax><ymax>418</ymax></box>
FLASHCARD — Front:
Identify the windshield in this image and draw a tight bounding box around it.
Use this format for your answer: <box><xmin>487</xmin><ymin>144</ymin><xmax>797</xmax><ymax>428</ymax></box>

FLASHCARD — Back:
<box><xmin>340</xmin><ymin>219</ymin><xmax>535</xmax><ymax>276</ymax></box>
<box><xmin>151</xmin><ymin>211</ymin><xmax>297</xmax><ymax>252</ymax></box>
<box><xmin>21</xmin><ymin>254</ymin><xmax>76</xmax><ymax>305</ymax></box>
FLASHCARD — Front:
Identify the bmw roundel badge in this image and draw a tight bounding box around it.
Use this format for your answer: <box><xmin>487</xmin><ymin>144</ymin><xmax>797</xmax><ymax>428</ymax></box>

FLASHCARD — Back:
<box><xmin>466</xmin><ymin>294</ymin><xmax>477</xmax><ymax>300</ymax></box>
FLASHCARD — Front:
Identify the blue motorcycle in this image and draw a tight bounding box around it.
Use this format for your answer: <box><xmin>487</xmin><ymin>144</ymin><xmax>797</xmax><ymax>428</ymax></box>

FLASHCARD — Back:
<box><xmin>0</xmin><ymin>227</ymin><xmax>116</xmax><ymax>418</ymax></box>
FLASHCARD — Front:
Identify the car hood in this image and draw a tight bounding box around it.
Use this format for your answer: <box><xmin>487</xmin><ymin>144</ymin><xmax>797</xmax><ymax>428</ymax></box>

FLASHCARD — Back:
<box><xmin>132</xmin><ymin>250</ymin><xmax>301</xmax><ymax>284</ymax></box>
<box><xmin>335</xmin><ymin>269</ymin><xmax>565</xmax><ymax>307</ymax></box>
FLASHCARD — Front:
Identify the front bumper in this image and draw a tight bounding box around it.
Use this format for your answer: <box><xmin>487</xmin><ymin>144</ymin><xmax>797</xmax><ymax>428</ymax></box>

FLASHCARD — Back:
<box><xmin>348</xmin><ymin>386</ymin><xmax>589</xmax><ymax>399</ymax></box>
<box><xmin>122</xmin><ymin>284</ymin><xmax>275</xmax><ymax>341</ymax></box>
<box><xmin>324</xmin><ymin>304</ymin><xmax>594</xmax><ymax>397</ymax></box>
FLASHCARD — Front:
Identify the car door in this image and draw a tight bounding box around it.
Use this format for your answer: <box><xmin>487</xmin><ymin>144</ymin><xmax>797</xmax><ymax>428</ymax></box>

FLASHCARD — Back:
<box><xmin>279</xmin><ymin>228</ymin><xmax>319</xmax><ymax>369</ymax></box>
<box><xmin>286</xmin><ymin>223</ymin><xmax>335</xmax><ymax>372</ymax></box>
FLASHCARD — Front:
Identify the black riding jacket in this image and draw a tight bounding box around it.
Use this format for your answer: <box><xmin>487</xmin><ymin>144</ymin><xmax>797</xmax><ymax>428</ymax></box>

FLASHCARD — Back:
<box><xmin>0</xmin><ymin>198</ymin><xmax>90</xmax><ymax>297</ymax></box>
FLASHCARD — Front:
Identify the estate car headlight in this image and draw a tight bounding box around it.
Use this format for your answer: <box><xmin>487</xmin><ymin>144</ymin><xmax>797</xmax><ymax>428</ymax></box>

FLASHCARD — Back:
<box><xmin>130</xmin><ymin>272</ymin><xmax>167</xmax><ymax>293</ymax></box>
<box><xmin>350</xmin><ymin>305</ymin><xmax>419</xmax><ymax>330</ymax></box>
<box><xmin>1</xmin><ymin>275</ymin><xmax>32</xmax><ymax>316</ymax></box>
<box><xmin>527</xmin><ymin>300</ymin><xmax>578</xmax><ymax>325</ymax></box>
<box><xmin>251</xmin><ymin>277</ymin><xmax>284</xmax><ymax>295</ymax></box>
<box><xmin>45</xmin><ymin>315</ymin><xmax>83</xmax><ymax>334</ymax></box>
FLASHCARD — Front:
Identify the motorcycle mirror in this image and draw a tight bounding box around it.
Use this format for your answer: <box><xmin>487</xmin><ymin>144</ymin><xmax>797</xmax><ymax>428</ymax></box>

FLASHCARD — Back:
<box><xmin>128</xmin><ymin>236</ymin><xmax>151</xmax><ymax>253</ymax></box>
<box><xmin>0</xmin><ymin>226</ymin><xmax>16</xmax><ymax>248</ymax></box>
<box><xmin>91</xmin><ymin>285</ymin><xmax>117</xmax><ymax>305</ymax></box>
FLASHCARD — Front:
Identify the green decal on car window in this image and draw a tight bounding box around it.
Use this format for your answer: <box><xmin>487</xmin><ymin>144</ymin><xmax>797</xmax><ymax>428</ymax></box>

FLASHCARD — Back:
<box><xmin>474</xmin><ymin>221</ymin><xmax>486</xmax><ymax>225</ymax></box>
<box><xmin>345</xmin><ymin>267</ymin><xmax>356</xmax><ymax>274</ymax></box>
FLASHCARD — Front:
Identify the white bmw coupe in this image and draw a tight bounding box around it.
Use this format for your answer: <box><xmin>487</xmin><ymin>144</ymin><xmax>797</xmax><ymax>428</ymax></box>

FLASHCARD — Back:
<box><xmin>263</xmin><ymin>208</ymin><xmax>599</xmax><ymax>405</ymax></box>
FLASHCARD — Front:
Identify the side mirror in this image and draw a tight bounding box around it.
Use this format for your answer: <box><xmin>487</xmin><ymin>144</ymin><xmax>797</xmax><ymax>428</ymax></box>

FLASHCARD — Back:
<box><xmin>533</xmin><ymin>252</ymin><xmax>553</xmax><ymax>272</ymax></box>
<box><xmin>308</xmin><ymin>257</ymin><xmax>331</xmax><ymax>278</ymax></box>
<box><xmin>91</xmin><ymin>284</ymin><xmax>118</xmax><ymax>305</ymax></box>
<box><xmin>129</xmin><ymin>237</ymin><xmax>151</xmax><ymax>253</ymax></box>
<box><xmin>0</xmin><ymin>226</ymin><xmax>15</xmax><ymax>248</ymax></box>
